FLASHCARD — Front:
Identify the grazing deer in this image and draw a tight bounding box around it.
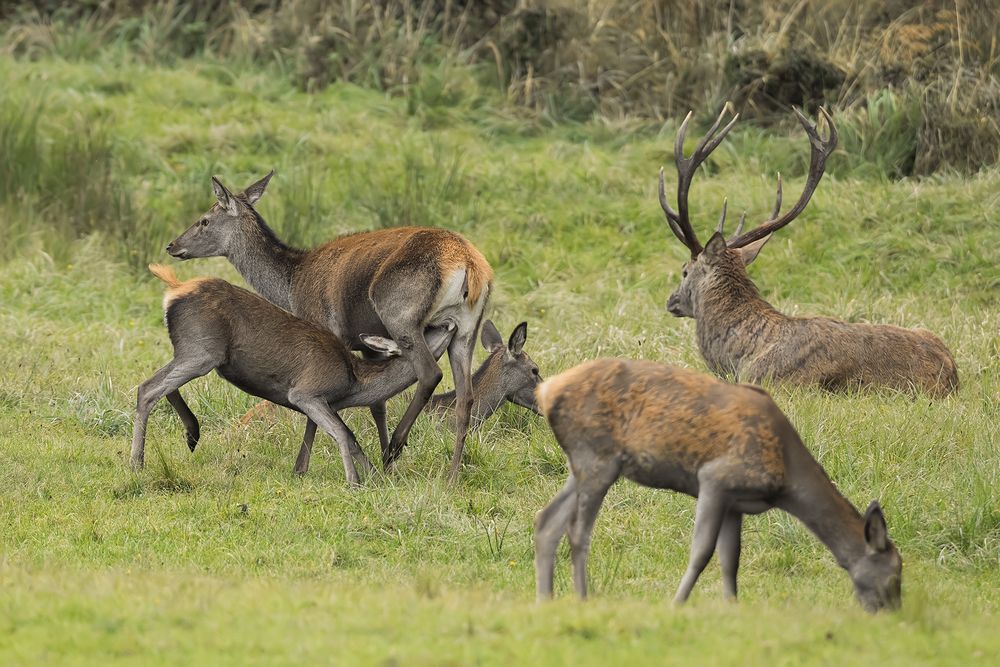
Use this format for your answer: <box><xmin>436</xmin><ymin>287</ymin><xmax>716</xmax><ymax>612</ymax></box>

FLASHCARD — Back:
<box><xmin>427</xmin><ymin>320</ymin><xmax>542</xmax><ymax>427</ymax></box>
<box><xmin>131</xmin><ymin>264</ymin><xmax>456</xmax><ymax>485</ymax></box>
<box><xmin>658</xmin><ymin>106</ymin><xmax>958</xmax><ymax>396</ymax></box>
<box><xmin>534</xmin><ymin>359</ymin><xmax>903</xmax><ymax>612</ymax></box>
<box><xmin>166</xmin><ymin>173</ymin><xmax>493</xmax><ymax>481</ymax></box>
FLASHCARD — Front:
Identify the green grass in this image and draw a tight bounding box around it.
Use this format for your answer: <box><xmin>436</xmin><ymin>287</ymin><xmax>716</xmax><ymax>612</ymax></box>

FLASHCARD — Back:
<box><xmin>0</xmin><ymin>52</ymin><xmax>998</xmax><ymax>665</ymax></box>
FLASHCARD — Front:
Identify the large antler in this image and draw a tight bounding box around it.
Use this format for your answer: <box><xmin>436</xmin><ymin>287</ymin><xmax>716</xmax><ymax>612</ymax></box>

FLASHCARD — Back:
<box><xmin>724</xmin><ymin>107</ymin><xmax>838</xmax><ymax>249</ymax></box>
<box><xmin>659</xmin><ymin>104</ymin><xmax>740</xmax><ymax>257</ymax></box>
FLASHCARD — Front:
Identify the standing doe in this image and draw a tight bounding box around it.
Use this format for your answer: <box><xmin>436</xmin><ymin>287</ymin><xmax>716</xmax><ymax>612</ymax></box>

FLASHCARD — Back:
<box><xmin>534</xmin><ymin>359</ymin><xmax>902</xmax><ymax>612</ymax></box>
<box><xmin>131</xmin><ymin>265</ymin><xmax>455</xmax><ymax>485</ymax></box>
<box><xmin>167</xmin><ymin>173</ymin><xmax>493</xmax><ymax>481</ymax></box>
<box><xmin>428</xmin><ymin>320</ymin><xmax>542</xmax><ymax>427</ymax></box>
<box><xmin>658</xmin><ymin>106</ymin><xmax>958</xmax><ymax>396</ymax></box>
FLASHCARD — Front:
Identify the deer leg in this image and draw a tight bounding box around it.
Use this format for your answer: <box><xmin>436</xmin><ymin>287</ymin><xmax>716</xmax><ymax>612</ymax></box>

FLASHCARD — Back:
<box><xmin>291</xmin><ymin>395</ymin><xmax>365</xmax><ymax>486</ymax></box>
<box><xmin>369</xmin><ymin>401</ymin><xmax>391</xmax><ymax>462</ymax></box>
<box><xmin>165</xmin><ymin>390</ymin><xmax>199</xmax><ymax>452</ymax></box>
<box><xmin>130</xmin><ymin>356</ymin><xmax>216</xmax><ymax>469</ymax></box>
<box><xmin>717</xmin><ymin>511</ymin><xmax>743</xmax><ymax>601</ymax></box>
<box><xmin>674</xmin><ymin>484</ymin><xmax>728</xmax><ymax>604</ymax></box>
<box><xmin>294</xmin><ymin>418</ymin><xmax>318</xmax><ymax>475</ymax></box>
<box><xmin>445</xmin><ymin>325</ymin><xmax>477</xmax><ymax>483</ymax></box>
<box><xmin>567</xmin><ymin>460</ymin><xmax>621</xmax><ymax>599</ymax></box>
<box><xmin>534</xmin><ymin>474</ymin><xmax>577</xmax><ymax>600</ymax></box>
<box><xmin>382</xmin><ymin>327</ymin><xmax>443</xmax><ymax>470</ymax></box>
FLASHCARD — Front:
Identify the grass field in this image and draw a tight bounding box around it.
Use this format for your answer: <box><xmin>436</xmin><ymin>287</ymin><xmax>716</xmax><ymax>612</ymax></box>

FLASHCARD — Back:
<box><xmin>0</xmin><ymin>49</ymin><xmax>998</xmax><ymax>665</ymax></box>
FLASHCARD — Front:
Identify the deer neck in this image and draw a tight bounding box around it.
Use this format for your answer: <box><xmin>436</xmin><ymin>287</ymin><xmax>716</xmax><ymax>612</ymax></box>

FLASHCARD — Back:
<box><xmin>693</xmin><ymin>266</ymin><xmax>784</xmax><ymax>377</ymax></box>
<box><xmin>227</xmin><ymin>211</ymin><xmax>305</xmax><ymax>312</ymax></box>
<box><xmin>429</xmin><ymin>355</ymin><xmax>506</xmax><ymax>422</ymax></box>
<box><xmin>779</xmin><ymin>457</ymin><xmax>868</xmax><ymax>572</ymax></box>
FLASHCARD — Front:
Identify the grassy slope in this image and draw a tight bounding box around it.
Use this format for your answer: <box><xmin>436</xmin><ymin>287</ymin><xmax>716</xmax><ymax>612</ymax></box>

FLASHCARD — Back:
<box><xmin>0</xmin><ymin>55</ymin><xmax>998</xmax><ymax>664</ymax></box>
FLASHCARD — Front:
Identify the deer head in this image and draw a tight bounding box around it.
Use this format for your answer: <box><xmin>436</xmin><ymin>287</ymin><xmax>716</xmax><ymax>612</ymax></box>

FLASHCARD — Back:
<box><xmin>480</xmin><ymin>320</ymin><xmax>543</xmax><ymax>415</ymax></box>
<box><xmin>167</xmin><ymin>171</ymin><xmax>275</xmax><ymax>259</ymax></box>
<box><xmin>850</xmin><ymin>501</ymin><xmax>903</xmax><ymax>612</ymax></box>
<box><xmin>661</xmin><ymin>106</ymin><xmax>837</xmax><ymax>318</ymax></box>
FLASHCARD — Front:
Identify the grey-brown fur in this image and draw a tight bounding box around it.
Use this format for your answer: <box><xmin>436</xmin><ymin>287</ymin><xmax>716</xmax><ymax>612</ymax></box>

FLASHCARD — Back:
<box><xmin>534</xmin><ymin>358</ymin><xmax>903</xmax><ymax>612</ymax></box>
<box><xmin>667</xmin><ymin>234</ymin><xmax>959</xmax><ymax>396</ymax></box>
<box><xmin>167</xmin><ymin>172</ymin><xmax>493</xmax><ymax>481</ymax></box>
<box><xmin>427</xmin><ymin>320</ymin><xmax>542</xmax><ymax>427</ymax></box>
<box><xmin>130</xmin><ymin>265</ymin><xmax>455</xmax><ymax>486</ymax></box>
<box><xmin>659</xmin><ymin>107</ymin><xmax>957</xmax><ymax>396</ymax></box>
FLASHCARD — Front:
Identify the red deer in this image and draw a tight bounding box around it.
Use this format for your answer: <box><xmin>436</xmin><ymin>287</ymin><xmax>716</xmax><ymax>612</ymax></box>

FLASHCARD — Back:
<box><xmin>659</xmin><ymin>107</ymin><xmax>958</xmax><ymax>396</ymax></box>
<box><xmin>534</xmin><ymin>358</ymin><xmax>903</xmax><ymax>612</ymax></box>
<box><xmin>131</xmin><ymin>265</ymin><xmax>455</xmax><ymax>485</ymax></box>
<box><xmin>427</xmin><ymin>320</ymin><xmax>542</xmax><ymax>427</ymax></box>
<box><xmin>166</xmin><ymin>173</ymin><xmax>492</xmax><ymax>481</ymax></box>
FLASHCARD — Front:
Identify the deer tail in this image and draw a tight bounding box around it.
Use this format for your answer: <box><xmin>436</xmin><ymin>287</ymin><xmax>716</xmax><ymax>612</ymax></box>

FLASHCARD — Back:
<box><xmin>148</xmin><ymin>263</ymin><xmax>181</xmax><ymax>288</ymax></box>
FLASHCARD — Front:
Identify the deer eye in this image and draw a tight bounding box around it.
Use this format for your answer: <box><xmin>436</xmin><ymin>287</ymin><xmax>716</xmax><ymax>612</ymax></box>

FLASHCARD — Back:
<box><xmin>531</xmin><ymin>367</ymin><xmax>540</xmax><ymax>377</ymax></box>
<box><xmin>682</xmin><ymin>268</ymin><xmax>688</xmax><ymax>278</ymax></box>
<box><xmin>199</xmin><ymin>218</ymin><xmax>209</xmax><ymax>227</ymax></box>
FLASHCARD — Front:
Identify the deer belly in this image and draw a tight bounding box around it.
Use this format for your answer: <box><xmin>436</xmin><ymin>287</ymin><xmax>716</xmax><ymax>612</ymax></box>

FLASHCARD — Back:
<box><xmin>622</xmin><ymin>454</ymin><xmax>700</xmax><ymax>496</ymax></box>
<box><xmin>215</xmin><ymin>365</ymin><xmax>298</xmax><ymax>412</ymax></box>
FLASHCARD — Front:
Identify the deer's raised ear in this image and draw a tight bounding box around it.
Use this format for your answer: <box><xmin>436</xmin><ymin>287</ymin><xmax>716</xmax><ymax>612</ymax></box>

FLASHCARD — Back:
<box><xmin>737</xmin><ymin>234</ymin><xmax>772</xmax><ymax>266</ymax></box>
<box><xmin>703</xmin><ymin>231</ymin><xmax>728</xmax><ymax>257</ymax></box>
<box><xmin>481</xmin><ymin>320</ymin><xmax>503</xmax><ymax>352</ymax></box>
<box><xmin>863</xmin><ymin>501</ymin><xmax>890</xmax><ymax>553</ymax></box>
<box><xmin>508</xmin><ymin>322</ymin><xmax>528</xmax><ymax>355</ymax></box>
<box><xmin>212</xmin><ymin>177</ymin><xmax>239</xmax><ymax>217</ymax></box>
<box><xmin>244</xmin><ymin>170</ymin><xmax>274</xmax><ymax>205</ymax></box>
<box><xmin>359</xmin><ymin>334</ymin><xmax>401</xmax><ymax>357</ymax></box>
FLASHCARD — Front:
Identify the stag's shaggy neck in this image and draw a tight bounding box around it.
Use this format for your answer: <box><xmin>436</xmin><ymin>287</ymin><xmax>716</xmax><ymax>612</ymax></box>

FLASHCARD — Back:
<box><xmin>228</xmin><ymin>209</ymin><xmax>306</xmax><ymax>312</ymax></box>
<box><xmin>693</xmin><ymin>257</ymin><xmax>785</xmax><ymax>378</ymax></box>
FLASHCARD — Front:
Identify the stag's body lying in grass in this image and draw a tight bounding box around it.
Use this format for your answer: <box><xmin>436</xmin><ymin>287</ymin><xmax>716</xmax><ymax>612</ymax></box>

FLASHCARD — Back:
<box><xmin>658</xmin><ymin>107</ymin><xmax>958</xmax><ymax>396</ymax></box>
<box><xmin>428</xmin><ymin>320</ymin><xmax>542</xmax><ymax>427</ymax></box>
<box><xmin>534</xmin><ymin>359</ymin><xmax>902</xmax><ymax>612</ymax></box>
<box><xmin>130</xmin><ymin>265</ymin><xmax>454</xmax><ymax>485</ymax></box>
<box><xmin>167</xmin><ymin>173</ymin><xmax>492</xmax><ymax>481</ymax></box>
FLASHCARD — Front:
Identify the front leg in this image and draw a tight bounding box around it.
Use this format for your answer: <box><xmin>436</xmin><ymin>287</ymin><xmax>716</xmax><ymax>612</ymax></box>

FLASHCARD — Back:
<box><xmin>674</xmin><ymin>482</ymin><xmax>728</xmax><ymax>604</ymax></box>
<box><xmin>716</xmin><ymin>510</ymin><xmax>743</xmax><ymax>600</ymax></box>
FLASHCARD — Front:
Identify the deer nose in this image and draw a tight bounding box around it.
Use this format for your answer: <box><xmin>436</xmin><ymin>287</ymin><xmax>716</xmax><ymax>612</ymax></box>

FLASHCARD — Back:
<box><xmin>166</xmin><ymin>242</ymin><xmax>174</xmax><ymax>253</ymax></box>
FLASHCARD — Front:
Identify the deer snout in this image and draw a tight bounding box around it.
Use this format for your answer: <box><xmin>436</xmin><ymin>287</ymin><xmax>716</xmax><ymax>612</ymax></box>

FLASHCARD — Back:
<box><xmin>166</xmin><ymin>242</ymin><xmax>188</xmax><ymax>260</ymax></box>
<box><xmin>666</xmin><ymin>294</ymin><xmax>684</xmax><ymax>317</ymax></box>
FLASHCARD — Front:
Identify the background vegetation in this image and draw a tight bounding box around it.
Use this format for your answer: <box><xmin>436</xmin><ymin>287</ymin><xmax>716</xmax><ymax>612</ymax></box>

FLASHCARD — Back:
<box><xmin>0</xmin><ymin>1</ymin><xmax>997</xmax><ymax>664</ymax></box>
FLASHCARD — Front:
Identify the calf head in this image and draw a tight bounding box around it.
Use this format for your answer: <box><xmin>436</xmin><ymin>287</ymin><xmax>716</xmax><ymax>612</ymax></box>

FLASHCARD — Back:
<box><xmin>481</xmin><ymin>320</ymin><xmax>542</xmax><ymax>415</ymax></box>
<box><xmin>849</xmin><ymin>501</ymin><xmax>903</xmax><ymax>612</ymax></box>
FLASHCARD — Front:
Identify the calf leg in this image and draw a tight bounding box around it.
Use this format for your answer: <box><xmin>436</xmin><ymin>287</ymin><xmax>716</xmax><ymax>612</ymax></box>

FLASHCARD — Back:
<box><xmin>295</xmin><ymin>417</ymin><xmax>374</xmax><ymax>477</ymax></box>
<box><xmin>165</xmin><ymin>390</ymin><xmax>199</xmax><ymax>452</ymax></box>
<box><xmin>446</xmin><ymin>324</ymin><xmax>478</xmax><ymax>483</ymax></box>
<box><xmin>291</xmin><ymin>395</ymin><xmax>367</xmax><ymax>486</ymax></box>
<box><xmin>534</xmin><ymin>474</ymin><xmax>577</xmax><ymax>600</ymax></box>
<box><xmin>717</xmin><ymin>511</ymin><xmax>743</xmax><ymax>600</ymax></box>
<box><xmin>130</xmin><ymin>356</ymin><xmax>216</xmax><ymax>469</ymax></box>
<box><xmin>673</xmin><ymin>482</ymin><xmax>728</xmax><ymax>604</ymax></box>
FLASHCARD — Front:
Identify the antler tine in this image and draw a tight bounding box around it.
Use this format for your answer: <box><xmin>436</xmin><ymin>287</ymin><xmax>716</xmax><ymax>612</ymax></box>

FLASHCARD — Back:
<box><xmin>715</xmin><ymin>198</ymin><xmax>729</xmax><ymax>235</ymax></box>
<box><xmin>770</xmin><ymin>173</ymin><xmax>783</xmax><ymax>218</ymax></box>
<box><xmin>734</xmin><ymin>211</ymin><xmax>746</xmax><ymax>237</ymax></box>
<box><xmin>667</xmin><ymin>105</ymin><xmax>741</xmax><ymax>256</ymax></box>
<box><xmin>658</xmin><ymin>167</ymin><xmax>689</xmax><ymax>247</ymax></box>
<box><xmin>727</xmin><ymin>107</ymin><xmax>838</xmax><ymax>249</ymax></box>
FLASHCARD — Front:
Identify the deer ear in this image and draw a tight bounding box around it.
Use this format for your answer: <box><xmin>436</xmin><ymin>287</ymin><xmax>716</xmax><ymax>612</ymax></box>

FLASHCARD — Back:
<box><xmin>863</xmin><ymin>501</ymin><xmax>890</xmax><ymax>553</ymax></box>
<box><xmin>359</xmin><ymin>334</ymin><xmax>401</xmax><ymax>357</ymax></box>
<box><xmin>212</xmin><ymin>177</ymin><xmax>239</xmax><ymax>217</ymax></box>
<box><xmin>480</xmin><ymin>320</ymin><xmax>503</xmax><ymax>352</ymax></box>
<box><xmin>704</xmin><ymin>231</ymin><xmax>728</xmax><ymax>256</ymax></box>
<box><xmin>737</xmin><ymin>234</ymin><xmax>772</xmax><ymax>266</ymax></box>
<box><xmin>244</xmin><ymin>170</ymin><xmax>274</xmax><ymax>205</ymax></box>
<box><xmin>508</xmin><ymin>322</ymin><xmax>527</xmax><ymax>355</ymax></box>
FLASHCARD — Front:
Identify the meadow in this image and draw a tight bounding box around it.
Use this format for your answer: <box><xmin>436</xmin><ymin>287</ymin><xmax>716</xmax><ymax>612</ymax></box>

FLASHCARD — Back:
<box><xmin>1</xmin><ymin>5</ymin><xmax>999</xmax><ymax>664</ymax></box>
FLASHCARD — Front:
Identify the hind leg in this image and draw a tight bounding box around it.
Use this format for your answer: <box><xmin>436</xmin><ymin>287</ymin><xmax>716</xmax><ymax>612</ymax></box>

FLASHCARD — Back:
<box><xmin>534</xmin><ymin>474</ymin><xmax>577</xmax><ymax>600</ymax></box>
<box><xmin>445</xmin><ymin>321</ymin><xmax>479</xmax><ymax>482</ymax></box>
<box><xmin>130</xmin><ymin>356</ymin><xmax>216</xmax><ymax>469</ymax></box>
<box><xmin>567</xmin><ymin>460</ymin><xmax>622</xmax><ymax>598</ymax></box>
<box><xmin>165</xmin><ymin>390</ymin><xmax>199</xmax><ymax>452</ymax></box>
